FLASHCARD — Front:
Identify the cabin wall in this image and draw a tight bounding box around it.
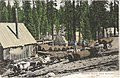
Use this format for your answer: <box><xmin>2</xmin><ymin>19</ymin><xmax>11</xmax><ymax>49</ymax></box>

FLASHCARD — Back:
<box><xmin>0</xmin><ymin>45</ymin><xmax>3</xmax><ymax>61</ymax></box>
<box><xmin>28</xmin><ymin>45</ymin><xmax>36</xmax><ymax>57</ymax></box>
<box><xmin>3</xmin><ymin>48</ymin><xmax>9</xmax><ymax>60</ymax></box>
<box><xmin>3</xmin><ymin>44</ymin><xmax>36</xmax><ymax>60</ymax></box>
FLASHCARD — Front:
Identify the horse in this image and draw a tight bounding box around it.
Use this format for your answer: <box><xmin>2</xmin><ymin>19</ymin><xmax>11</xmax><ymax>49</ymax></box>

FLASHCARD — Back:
<box><xmin>8</xmin><ymin>61</ymin><xmax>31</xmax><ymax>75</ymax></box>
<box><xmin>44</xmin><ymin>56</ymin><xmax>51</xmax><ymax>65</ymax></box>
<box><xmin>17</xmin><ymin>61</ymin><xmax>30</xmax><ymax>71</ymax></box>
<box><xmin>94</xmin><ymin>39</ymin><xmax>113</xmax><ymax>52</ymax></box>
<box><xmin>101</xmin><ymin>39</ymin><xmax>113</xmax><ymax>50</ymax></box>
<box><xmin>29</xmin><ymin>60</ymin><xmax>43</xmax><ymax>71</ymax></box>
<box><xmin>8</xmin><ymin>64</ymin><xmax>20</xmax><ymax>75</ymax></box>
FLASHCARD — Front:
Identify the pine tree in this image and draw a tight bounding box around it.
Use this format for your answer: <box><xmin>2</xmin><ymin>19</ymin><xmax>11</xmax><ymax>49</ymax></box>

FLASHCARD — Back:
<box><xmin>72</xmin><ymin>0</ymin><xmax>76</xmax><ymax>42</ymax></box>
<box><xmin>113</xmin><ymin>1</ymin><xmax>119</xmax><ymax>36</ymax></box>
<box><xmin>64</xmin><ymin>0</ymin><xmax>73</xmax><ymax>43</ymax></box>
<box><xmin>59</xmin><ymin>4</ymin><xmax>64</xmax><ymax>25</ymax></box>
<box><xmin>32</xmin><ymin>1</ymin><xmax>38</xmax><ymax>39</ymax></box>
<box><xmin>79</xmin><ymin>1</ymin><xmax>92</xmax><ymax>40</ymax></box>
<box><xmin>41</xmin><ymin>1</ymin><xmax>48</xmax><ymax>35</ymax></box>
<box><xmin>0</xmin><ymin>0</ymin><xmax>8</xmax><ymax>22</ymax></box>
<box><xmin>22</xmin><ymin>1</ymin><xmax>35</xmax><ymax>37</ymax></box>
<box><xmin>47</xmin><ymin>0</ymin><xmax>56</xmax><ymax>40</ymax></box>
<box><xmin>76</xmin><ymin>0</ymin><xmax>81</xmax><ymax>44</ymax></box>
<box><xmin>89</xmin><ymin>1</ymin><xmax>108</xmax><ymax>40</ymax></box>
<box><xmin>12</xmin><ymin>0</ymin><xmax>24</xmax><ymax>23</ymax></box>
<box><xmin>7</xmin><ymin>1</ymin><xmax>13</xmax><ymax>22</ymax></box>
<box><xmin>17</xmin><ymin>7</ymin><xmax>24</xmax><ymax>23</ymax></box>
<box><xmin>55</xmin><ymin>9</ymin><xmax>60</xmax><ymax>34</ymax></box>
<box><xmin>36</xmin><ymin>0</ymin><xmax>43</xmax><ymax>39</ymax></box>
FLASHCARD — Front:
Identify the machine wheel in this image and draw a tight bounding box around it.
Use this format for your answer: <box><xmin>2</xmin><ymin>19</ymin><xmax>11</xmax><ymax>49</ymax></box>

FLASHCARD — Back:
<box><xmin>68</xmin><ymin>54</ymin><xmax>74</xmax><ymax>62</ymax></box>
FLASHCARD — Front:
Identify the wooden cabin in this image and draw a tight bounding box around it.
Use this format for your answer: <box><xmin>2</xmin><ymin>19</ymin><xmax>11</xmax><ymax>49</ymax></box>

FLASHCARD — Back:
<box><xmin>0</xmin><ymin>23</ymin><xmax>37</xmax><ymax>61</ymax></box>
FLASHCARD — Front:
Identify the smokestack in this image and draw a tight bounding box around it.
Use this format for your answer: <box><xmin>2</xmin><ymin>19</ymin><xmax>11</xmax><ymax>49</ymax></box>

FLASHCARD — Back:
<box><xmin>15</xmin><ymin>8</ymin><xmax>18</xmax><ymax>38</ymax></box>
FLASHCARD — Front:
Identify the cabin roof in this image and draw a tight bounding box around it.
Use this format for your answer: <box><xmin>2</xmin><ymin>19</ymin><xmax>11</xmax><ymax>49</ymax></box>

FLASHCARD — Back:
<box><xmin>0</xmin><ymin>23</ymin><xmax>36</xmax><ymax>48</ymax></box>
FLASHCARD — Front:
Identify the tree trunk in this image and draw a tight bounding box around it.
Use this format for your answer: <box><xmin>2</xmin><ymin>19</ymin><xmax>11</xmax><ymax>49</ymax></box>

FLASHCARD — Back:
<box><xmin>78</xmin><ymin>29</ymin><xmax>81</xmax><ymax>45</ymax></box>
<box><xmin>114</xmin><ymin>27</ymin><xmax>116</xmax><ymax>36</ymax></box>
<box><xmin>68</xmin><ymin>24</ymin><xmax>70</xmax><ymax>44</ymax></box>
<box><xmin>102</xmin><ymin>27</ymin><xmax>105</xmax><ymax>38</ymax></box>
<box><xmin>97</xmin><ymin>27</ymin><xmax>100</xmax><ymax>40</ymax></box>
<box><xmin>106</xmin><ymin>28</ymin><xmax>108</xmax><ymax>38</ymax></box>
<box><xmin>73</xmin><ymin>0</ymin><xmax>76</xmax><ymax>43</ymax></box>
<box><xmin>51</xmin><ymin>22</ymin><xmax>54</xmax><ymax>46</ymax></box>
<box><xmin>94</xmin><ymin>31</ymin><xmax>97</xmax><ymax>40</ymax></box>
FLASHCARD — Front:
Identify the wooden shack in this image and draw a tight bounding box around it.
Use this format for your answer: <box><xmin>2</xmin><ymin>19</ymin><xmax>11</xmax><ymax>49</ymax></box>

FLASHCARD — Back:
<box><xmin>0</xmin><ymin>23</ymin><xmax>37</xmax><ymax>61</ymax></box>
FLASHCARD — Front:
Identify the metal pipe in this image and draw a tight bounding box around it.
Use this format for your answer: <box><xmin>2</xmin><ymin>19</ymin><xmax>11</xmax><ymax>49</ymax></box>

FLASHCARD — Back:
<box><xmin>15</xmin><ymin>8</ymin><xmax>18</xmax><ymax>38</ymax></box>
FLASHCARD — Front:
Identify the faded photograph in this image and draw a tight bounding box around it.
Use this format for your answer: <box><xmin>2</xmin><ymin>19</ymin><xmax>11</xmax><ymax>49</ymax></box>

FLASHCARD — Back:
<box><xmin>0</xmin><ymin>0</ymin><xmax>119</xmax><ymax>78</ymax></box>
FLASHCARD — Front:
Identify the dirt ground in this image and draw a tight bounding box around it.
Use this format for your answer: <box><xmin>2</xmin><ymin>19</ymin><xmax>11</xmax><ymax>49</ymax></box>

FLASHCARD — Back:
<box><xmin>0</xmin><ymin>37</ymin><xmax>119</xmax><ymax>78</ymax></box>
<box><xmin>27</xmin><ymin>54</ymin><xmax>118</xmax><ymax>78</ymax></box>
<box><xmin>24</xmin><ymin>37</ymin><xmax>119</xmax><ymax>77</ymax></box>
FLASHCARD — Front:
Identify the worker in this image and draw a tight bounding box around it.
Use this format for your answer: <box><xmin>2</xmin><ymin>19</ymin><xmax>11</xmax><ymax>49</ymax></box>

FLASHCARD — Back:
<box><xmin>82</xmin><ymin>39</ymin><xmax>86</xmax><ymax>50</ymax></box>
<box><xmin>74</xmin><ymin>41</ymin><xmax>77</xmax><ymax>52</ymax></box>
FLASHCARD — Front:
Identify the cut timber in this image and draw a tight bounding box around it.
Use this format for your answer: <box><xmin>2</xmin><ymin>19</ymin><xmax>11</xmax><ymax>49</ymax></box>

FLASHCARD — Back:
<box><xmin>76</xmin><ymin>50</ymin><xmax>90</xmax><ymax>58</ymax></box>
<box><xmin>98</xmin><ymin>48</ymin><xmax>118</xmax><ymax>55</ymax></box>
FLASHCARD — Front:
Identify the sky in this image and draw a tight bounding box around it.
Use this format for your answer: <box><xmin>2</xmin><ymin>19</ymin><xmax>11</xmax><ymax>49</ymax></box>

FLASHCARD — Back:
<box><xmin>5</xmin><ymin>0</ymin><xmax>113</xmax><ymax>10</ymax></box>
<box><xmin>5</xmin><ymin>0</ymin><xmax>91</xmax><ymax>9</ymax></box>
